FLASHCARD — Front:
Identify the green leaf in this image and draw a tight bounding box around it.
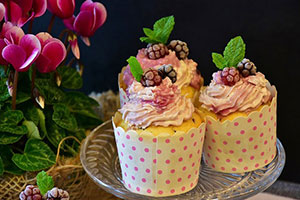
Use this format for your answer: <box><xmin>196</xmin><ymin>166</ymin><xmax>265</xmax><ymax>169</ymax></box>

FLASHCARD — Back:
<box><xmin>0</xmin><ymin>110</ymin><xmax>24</xmax><ymax>124</ymax></box>
<box><xmin>36</xmin><ymin>171</ymin><xmax>54</xmax><ymax>195</ymax></box>
<box><xmin>75</xmin><ymin>113</ymin><xmax>102</xmax><ymax>130</ymax></box>
<box><xmin>153</xmin><ymin>15</ymin><xmax>175</xmax><ymax>44</ymax></box>
<box><xmin>57</xmin><ymin>66</ymin><xmax>83</xmax><ymax>89</ymax></box>
<box><xmin>20</xmin><ymin>103</ymin><xmax>40</xmax><ymax>126</ymax></box>
<box><xmin>46</xmin><ymin>119</ymin><xmax>66</xmax><ymax>148</ymax></box>
<box><xmin>0</xmin><ymin>80</ymin><xmax>10</xmax><ymax>102</ymax></box>
<box><xmin>35</xmin><ymin>79</ymin><xmax>65</xmax><ymax>104</ymax></box>
<box><xmin>37</xmin><ymin>109</ymin><xmax>47</xmax><ymax>138</ymax></box>
<box><xmin>139</xmin><ymin>37</ymin><xmax>157</xmax><ymax>44</ymax></box>
<box><xmin>12</xmin><ymin>139</ymin><xmax>56</xmax><ymax>171</ymax></box>
<box><xmin>212</xmin><ymin>53</ymin><xmax>227</xmax><ymax>69</ymax></box>
<box><xmin>0</xmin><ymin>124</ymin><xmax>28</xmax><ymax>135</ymax></box>
<box><xmin>0</xmin><ymin>156</ymin><xmax>3</xmax><ymax>175</ymax></box>
<box><xmin>0</xmin><ymin>65</ymin><xmax>6</xmax><ymax>78</ymax></box>
<box><xmin>223</xmin><ymin>36</ymin><xmax>246</xmax><ymax>67</ymax></box>
<box><xmin>127</xmin><ymin>56</ymin><xmax>144</xmax><ymax>82</ymax></box>
<box><xmin>52</xmin><ymin>104</ymin><xmax>78</xmax><ymax>132</ymax></box>
<box><xmin>0</xmin><ymin>145</ymin><xmax>23</xmax><ymax>175</ymax></box>
<box><xmin>6</xmin><ymin>92</ymin><xmax>31</xmax><ymax>104</ymax></box>
<box><xmin>0</xmin><ymin>133</ymin><xmax>23</xmax><ymax>144</ymax></box>
<box><xmin>23</xmin><ymin>120</ymin><xmax>41</xmax><ymax>139</ymax></box>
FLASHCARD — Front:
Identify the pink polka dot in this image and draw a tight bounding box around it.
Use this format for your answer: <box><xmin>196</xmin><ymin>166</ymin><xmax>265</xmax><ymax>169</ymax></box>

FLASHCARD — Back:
<box><xmin>263</xmin><ymin>121</ymin><xmax>267</xmax><ymax>126</ymax></box>
<box><xmin>165</xmin><ymin>139</ymin><xmax>170</xmax><ymax>144</ymax></box>
<box><xmin>226</xmin><ymin>159</ymin><xmax>231</xmax><ymax>163</ymax></box>
<box><xmin>166</xmin><ymin>180</ymin><xmax>170</xmax><ymax>184</ymax></box>
<box><xmin>170</xmin><ymin>169</ymin><xmax>175</xmax><ymax>173</ymax></box>
<box><xmin>117</xmin><ymin>131</ymin><xmax>120</xmax><ymax>136</ymax></box>
<box><xmin>142</xmin><ymin>178</ymin><xmax>146</xmax><ymax>183</ymax></box>
<box><xmin>126</xmin><ymin>135</ymin><xmax>130</xmax><ymax>139</ymax></box>
<box><xmin>166</xmin><ymin>159</ymin><xmax>170</xmax><ymax>164</ymax></box>
<box><xmin>261</xmin><ymin>152</ymin><xmax>265</xmax><ymax>156</ymax></box>
<box><xmin>200</xmin><ymin>129</ymin><xmax>202</xmax><ymax>133</ymax></box>
<box><xmin>182</xmin><ymin>166</ymin><xmax>187</xmax><ymax>171</ymax></box>
<box><xmin>189</xmin><ymin>154</ymin><xmax>193</xmax><ymax>158</ymax></box>
<box><xmin>134</xmin><ymin>167</ymin><xmax>138</xmax><ymax>171</ymax></box>
<box><xmin>271</xmin><ymin>116</ymin><xmax>274</xmax><ymax>121</ymax></box>
<box><xmin>271</xmin><ymin>136</ymin><xmax>274</xmax><ymax>140</ymax></box>
<box><xmin>234</xmin><ymin>122</ymin><xmax>239</xmax><ymax>126</ymax></box>
<box><xmin>132</xmin><ymin>146</ymin><xmax>136</xmax><ymax>151</ymax></box>
<box><xmin>138</xmin><ymin>137</ymin><xmax>143</xmax><ymax>142</ymax></box>
<box><xmin>125</xmin><ymin>164</ymin><xmax>128</xmax><ymax>168</ymax></box>
<box><xmin>250</xmin><ymin>156</ymin><xmax>255</xmax><ymax>160</ymax></box>
<box><xmin>178</xmin><ymin>157</ymin><xmax>183</xmax><ymax>162</ymax></box>
<box><xmin>216</xmin><ymin>156</ymin><xmax>219</xmax><ymax>161</ymax></box>
<box><xmin>157</xmin><ymin>149</ymin><xmax>162</xmax><ymax>154</ymax></box>
<box><xmin>254</xmin><ymin>145</ymin><xmax>258</xmax><ymax>149</ymax></box>
<box><xmin>170</xmin><ymin>189</ymin><xmax>175</xmax><ymax>194</ymax></box>
<box><xmin>242</xmin><ymin>148</ymin><xmax>247</xmax><ymax>153</ymax></box>
<box><xmin>191</xmin><ymin>133</ymin><xmax>195</xmax><ymax>138</ymax></box>
<box><xmin>124</xmin><ymin>172</ymin><xmax>127</xmax><ymax>177</ymax></box>
<box><xmin>260</xmin><ymin>133</ymin><xmax>264</xmax><ymax>137</ymax></box>
<box><xmin>253</xmin><ymin>126</ymin><xmax>257</xmax><ymax>131</ymax></box>
<box><xmin>190</xmin><ymin>183</ymin><xmax>194</xmax><ymax>188</ymax></box>
<box><xmin>146</xmin><ymin>169</ymin><xmax>150</xmax><ymax>173</ymax></box>
<box><xmin>207</xmin><ymin>153</ymin><xmax>211</xmax><ymax>157</ymax></box>
<box><xmin>259</xmin><ymin>113</ymin><xmax>263</xmax><ymax>118</ymax></box>
<box><xmin>269</xmin><ymin>108</ymin><xmax>271</xmax><ymax>112</ymax></box>
<box><xmin>192</xmin><ymin>162</ymin><xmax>195</xmax><ymax>167</ymax></box>
<box><xmin>265</xmin><ymin>159</ymin><xmax>268</xmax><ymax>164</ymax></box>
<box><xmin>147</xmin><ymin>189</ymin><xmax>151</xmax><ymax>194</ymax></box>
<box><xmin>154</xmin><ymin>179</ymin><xmax>156</xmax><ymax>184</ymax></box>
<box><xmin>131</xmin><ymin>176</ymin><xmax>135</xmax><ymax>180</ymax></box>
<box><xmin>212</xmin><ymin>164</ymin><xmax>215</xmax><ymax>168</ymax></box>
<box><xmin>236</xmin><ymin>140</ymin><xmax>241</xmax><ymax>144</ymax></box>
<box><xmin>129</xmin><ymin>155</ymin><xmax>133</xmax><ymax>160</ymax></box>
<box><xmin>121</xmin><ymin>152</ymin><xmax>124</xmax><ymax>157</ymax></box>
<box><xmin>171</xmin><ymin>148</ymin><xmax>176</xmax><ymax>153</ymax></box>
<box><xmin>152</xmin><ymin>138</ymin><xmax>157</xmax><ymax>143</ymax></box>
<box><xmin>193</xmin><ymin>141</ymin><xmax>198</xmax><ymax>146</ymax></box>
<box><xmin>232</xmin><ymin>167</ymin><xmax>237</xmax><ymax>171</ymax></box>
<box><xmin>221</xmin><ymin>167</ymin><xmax>225</xmax><ymax>171</ymax></box>
<box><xmin>140</xmin><ymin>157</ymin><xmax>145</xmax><ymax>162</ymax></box>
<box><xmin>272</xmin><ymin>154</ymin><xmax>275</xmax><ymax>159</ymax></box>
<box><xmin>229</xmin><ymin>150</ymin><xmax>234</xmax><ymax>154</ymax></box>
<box><xmin>181</xmin><ymin>186</ymin><xmax>186</xmax><ymax>191</ymax></box>
<box><xmin>238</xmin><ymin>158</ymin><xmax>243</xmax><ymax>162</ymax></box>
<box><xmin>227</xmin><ymin>132</ymin><xmax>232</xmax><ymax>136</ymax></box>
<box><xmin>158</xmin><ymin>190</ymin><xmax>163</xmax><ymax>195</ymax></box>
<box><xmin>208</xmin><ymin>120</ymin><xmax>212</xmax><ymax>124</ymax></box>
<box><xmin>223</xmin><ymin>141</ymin><xmax>228</xmax><ymax>145</ymax></box>
<box><xmin>214</xmin><ymin>131</ymin><xmax>218</xmax><ymax>135</ymax></box>
<box><xmin>212</xmin><ymin>138</ymin><xmax>216</xmax><ymax>143</ymax></box>
<box><xmin>153</xmin><ymin>159</ymin><xmax>157</xmax><ymax>164</ymax></box>
<box><xmin>122</xmin><ymin>143</ymin><xmax>125</xmax><ymax>148</ymax></box>
<box><xmin>249</xmin><ymin>137</ymin><xmax>253</xmax><ymax>142</ymax></box>
<box><xmin>240</xmin><ymin>130</ymin><xmax>245</xmax><ymax>135</ymax></box>
<box><xmin>264</xmin><ymin>140</ymin><xmax>268</xmax><ymax>145</ymax></box>
<box><xmin>179</xmin><ymin>137</ymin><xmax>184</xmax><ymax>142</ymax></box>
<box><xmin>188</xmin><ymin>174</ymin><xmax>192</xmax><ymax>179</ymax></box>
<box><xmin>136</xmin><ymin>187</ymin><xmax>140</xmax><ymax>192</ymax></box>
<box><xmin>244</xmin><ymin>166</ymin><xmax>248</xmax><ymax>170</ymax></box>
<box><xmin>208</xmin><ymin>145</ymin><xmax>212</xmax><ymax>150</ymax></box>
<box><xmin>184</xmin><ymin>146</ymin><xmax>188</xmax><ymax>151</ymax></box>
<box><xmin>217</xmin><ymin>148</ymin><xmax>222</xmax><ymax>153</ymax></box>
<box><xmin>177</xmin><ymin>177</ymin><xmax>182</xmax><ymax>182</ymax></box>
<box><xmin>128</xmin><ymin>184</ymin><xmax>131</xmax><ymax>188</ymax></box>
<box><xmin>144</xmin><ymin>148</ymin><xmax>149</xmax><ymax>153</ymax></box>
<box><xmin>248</xmin><ymin>118</ymin><xmax>252</xmax><ymax>123</ymax></box>
<box><xmin>255</xmin><ymin>163</ymin><xmax>259</xmax><ymax>168</ymax></box>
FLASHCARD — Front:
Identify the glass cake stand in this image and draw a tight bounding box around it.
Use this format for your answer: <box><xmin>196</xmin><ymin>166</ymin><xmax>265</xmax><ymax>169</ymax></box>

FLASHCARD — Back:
<box><xmin>80</xmin><ymin>120</ymin><xmax>285</xmax><ymax>200</ymax></box>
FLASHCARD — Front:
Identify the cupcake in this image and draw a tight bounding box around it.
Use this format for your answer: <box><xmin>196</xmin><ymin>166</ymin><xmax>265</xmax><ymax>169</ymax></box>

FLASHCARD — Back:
<box><xmin>113</xmin><ymin>57</ymin><xmax>206</xmax><ymax>197</ymax></box>
<box><xmin>198</xmin><ymin>36</ymin><xmax>277</xmax><ymax>173</ymax></box>
<box><xmin>119</xmin><ymin>16</ymin><xmax>203</xmax><ymax>107</ymax></box>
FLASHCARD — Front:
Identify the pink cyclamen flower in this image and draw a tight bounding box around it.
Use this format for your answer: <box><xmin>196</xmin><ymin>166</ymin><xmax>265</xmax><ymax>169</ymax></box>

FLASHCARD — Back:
<box><xmin>0</xmin><ymin>3</ymin><xmax>5</xmax><ymax>21</ymax></box>
<box><xmin>35</xmin><ymin>32</ymin><xmax>67</xmax><ymax>73</ymax></box>
<box><xmin>1</xmin><ymin>0</ymin><xmax>47</xmax><ymax>27</ymax></box>
<box><xmin>47</xmin><ymin>0</ymin><xmax>75</xmax><ymax>19</ymax></box>
<box><xmin>2</xmin><ymin>34</ymin><xmax>41</xmax><ymax>72</ymax></box>
<box><xmin>63</xmin><ymin>0</ymin><xmax>107</xmax><ymax>44</ymax></box>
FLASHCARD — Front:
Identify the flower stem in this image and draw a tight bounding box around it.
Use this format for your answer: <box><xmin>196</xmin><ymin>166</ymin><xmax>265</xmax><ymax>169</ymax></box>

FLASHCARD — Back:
<box><xmin>59</xmin><ymin>29</ymin><xmax>71</xmax><ymax>40</ymax></box>
<box><xmin>47</xmin><ymin>14</ymin><xmax>56</xmax><ymax>33</ymax></box>
<box><xmin>12</xmin><ymin>71</ymin><xmax>19</xmax><ymax>110</ymax></box>
<box><xmin>28</xmin><ymin>18</ymin><xmax>34</xmax><ymax>34</ymax></box>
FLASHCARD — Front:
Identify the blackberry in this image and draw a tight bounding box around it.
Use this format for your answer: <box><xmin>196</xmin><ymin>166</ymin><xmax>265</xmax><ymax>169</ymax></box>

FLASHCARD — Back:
<box><xmin>141</xmin><ymin>68</ymin><xmax>162</xmax><ymax>87</ymax></box>
<box><xmin>45</xmin><ymin>187</ymin><xmax>69</xmax><ymax>200</ymax></box>
<box><xmin>144</xmin><ymin>43</ymin><xmax>169</xmax><ymax>60</ymax></box>
<box><xmin>237</xmin><ymin>58</ymin><xmax>257</xmax><ymax>77</ymax></box>
<box><xmin>19</xmin><ymin>185</ymin><xmax>42</xmax><ymax>200</ymax></box>
<box><xmin>221</xmin><ymin>67</ymin><xmax>240</xmax><ymax>86</ymax></box>
<box><xmin>158</xmin><ymin>64</ymin><xmax>177</xmax><ymax>83</ymax></box>
<box><xmin>168</xmin><ymin>40</ymin><xmax>189</xmax><ymax>60</ymax></box>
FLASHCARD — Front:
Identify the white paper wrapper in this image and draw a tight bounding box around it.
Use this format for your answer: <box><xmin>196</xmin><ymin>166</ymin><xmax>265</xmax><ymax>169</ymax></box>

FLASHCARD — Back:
<box><xmin>203</xmin><ymin>89</ymin><xmax>277</xmax><ymax>173</ymax></box>
<box><xmin>112</xmin><ymin>116</ymin><xmax>206</xmax><ymax>197</ymax></box>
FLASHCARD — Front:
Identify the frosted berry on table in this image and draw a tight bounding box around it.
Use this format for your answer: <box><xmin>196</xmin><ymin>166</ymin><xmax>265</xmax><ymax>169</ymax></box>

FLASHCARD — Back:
<box><xmin>45</xmin><ymin>187</ymin><xmax>69</xmax><ymax>200</ymax></box>
<box><xmin>145</xmin><ymin>43</ymin><xmax>169</xmax><ymax>60</ymax></box>
<box><xmin>19</xmin><ymin>185</ymin><xmax>42</xmax><ymax>200</ymax></box>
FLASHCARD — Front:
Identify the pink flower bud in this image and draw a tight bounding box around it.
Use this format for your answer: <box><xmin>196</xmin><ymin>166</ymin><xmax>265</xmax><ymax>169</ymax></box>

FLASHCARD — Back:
<box><xmin>47</xmin><ymin>0</ymin><xmax>75</xmax><ymax>19</ymax></box>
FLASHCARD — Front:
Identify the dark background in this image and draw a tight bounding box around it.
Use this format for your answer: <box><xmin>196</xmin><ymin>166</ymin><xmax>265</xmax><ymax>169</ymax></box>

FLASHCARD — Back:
<box><xmin>29</xmin><ymin>0</ymin><xmax>300</xmax><ymax>183</ymax></box>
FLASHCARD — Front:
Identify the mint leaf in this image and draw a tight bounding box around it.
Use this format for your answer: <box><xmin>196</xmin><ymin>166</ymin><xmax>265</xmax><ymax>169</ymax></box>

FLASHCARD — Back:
<box><xmin>36</xmin><ymin>171</ymin><xmax>54</xmax><ymax>195</ymax></box>
<box><xmin>23</xmin><ymin>120</ymin><xmax>41</xmax><ymax>140</ymax></box>
<box><xmin>140</xmin><ymin>16</ymin><xmax>175</xmax><ymax>44</ymax></box>
<box><xmin>127</xmin><ymin>56</ymin><xmax>144</xmax><ymax>82</ymax></box>
<box><xmin>0</xmin><ymin>145</ymin><xmax>23</xmax><ymax>175</ymax></box>
<box><xmin>212</xmin><ymin>53</ymin><xmax>227</xmax><ymax>69</ymax></box>
<box><xmin>12</xmin><ymin>139</ymin><xmax>56</xmax><ymax>171</ymax></box>
<box><xmin>223</xmin><ymin>36</ymin><xmax>245</xmax><ymax>67</ymax></box>
<box><xmin>52</xmin><ymin>104</ymin><xmax>78</xmax><ymax>132</ymax></box>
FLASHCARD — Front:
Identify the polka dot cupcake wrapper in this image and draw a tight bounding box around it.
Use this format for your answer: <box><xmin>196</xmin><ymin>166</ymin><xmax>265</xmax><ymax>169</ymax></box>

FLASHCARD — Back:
<box><xmin>112</xmin><ymin>118</ymin><xmax>206</xmax><ymax>197</ymax></box>
<box><xmin>203</xmin><ymin>92</ymin><xmax>277</xmax><ymax>173</ymax></box>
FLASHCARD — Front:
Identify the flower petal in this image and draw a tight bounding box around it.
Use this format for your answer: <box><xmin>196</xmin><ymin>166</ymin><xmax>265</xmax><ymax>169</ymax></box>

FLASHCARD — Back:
<box><xmin>5</xmin><ymin>1</ymin><xmax>22</xmax><ymax>26</ymax></box>
<box><xmin>0</xmin><ymin>3</ymin><xmax>5</xmax><ymax>22</ymax></box>
<box><xmin>81</xmin><ymin>36</ymin><xmax>90</xmax><ymax>46</ymax></box>
<box><xmin>13</xmin><ymin>0</ymin><xmax>33</xmax><ymax>15</ymax></box>
<box><xmin>63</xmin><ymin>16</ymin><xmax>75</xmax><ymax>30</ymax></box>
<box><xmin>4</xmin><ymin>25</ymin><xmax>25</xmax><ymax>44</ymax></box>
<box><xmin>73</xmin><ymin>11</ymin><xmax>93</xmax><ymax>37</ymax></box>
<box><xmin>33</xmin><ymin>0</ymin><xmax>47</xmax><ymax>17</ymax></box>
<box><xmin>92</xmin><ymin>2</ymin><xmax>107</xmax><ymax>30</ymax></box>
<box><xmin>1</xmin><ymin>22</ymin><xmax>14</xmax><ymax>38</ymax></box>
<box><xmin>19</xmin><ymin>34</ymin><xmax>41</xmax><ymax>58</ymax></box>
<box><xmin>18</xmin><ymin>12</ymin><xmax>34</xmax><ymax>27</ymax></box>
<box><xmin>58</xmin><ymin>0</ymin><xmax>75</xmax><ymax>18</ymax></box>
<box><xmin>36</xmin><ymin>32</ymin><xmax>53</xmax><ymax>47</ymax></box>
<box><xmin>2</xmin><ymin>44</ymin><xmax>26</xmax><ymax>71</ymax></box>
<box><xmin>19</xmin><ymin>48</ymin><xmax>40</xmax><ymax>71</ymax></box>
<box><xmin>0</xmin><ymin>39</ymin><xmax>8</xmax><ymax>65</ymax></box>
<box><xmin>69</xmin><ymin>38</ymin><xmax>80</xmax><ymax>59</ymax></box>
<box><xmin>35</xmin><ymin>54</ymin><xmax>51</xmax><ymax>73</ymax></box>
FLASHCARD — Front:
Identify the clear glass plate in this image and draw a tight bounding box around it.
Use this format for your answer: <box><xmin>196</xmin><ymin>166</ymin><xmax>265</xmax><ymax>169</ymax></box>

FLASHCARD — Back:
<box><xmin>80</xmin><ymin>120</ymin><xmax>285</xmax><ymax>200</ymax></box>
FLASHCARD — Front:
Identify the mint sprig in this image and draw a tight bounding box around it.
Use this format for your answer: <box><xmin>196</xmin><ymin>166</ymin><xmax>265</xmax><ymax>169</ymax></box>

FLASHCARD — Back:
<box><xmin>127</xmin><ymin>56</ymin><xmax>144</xmax><ymax>82</ymax></box>
<box><xmin>36</xmin><ymin>171</ymin><xmax>54</xmax><ymax>195</ymax></box>
<box><xmin>140</xmin><ymin>16</ymin><xmax>175</xmax><ymax>44</ymax></box>
<box><xmin>212</xmin><ymin>36</ymin><xmax>246</xmax><ymax>69</ymax></box>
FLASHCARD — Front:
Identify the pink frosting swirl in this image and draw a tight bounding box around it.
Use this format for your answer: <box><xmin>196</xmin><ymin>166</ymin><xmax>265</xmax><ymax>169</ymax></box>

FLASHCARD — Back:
<box><xmin>119</xmin><ymin>78</ymin><xmax>194</xmax><ymax>128</ymax></box>
<box><xmin>199</xmin><ymin>72</ymin><xmax>273</xmax><ymax>116</ymax></box>
<box><xmin>122</xmin><ymin>49</ymin><xmax>201</xmax><ymax>89</ymax></box>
